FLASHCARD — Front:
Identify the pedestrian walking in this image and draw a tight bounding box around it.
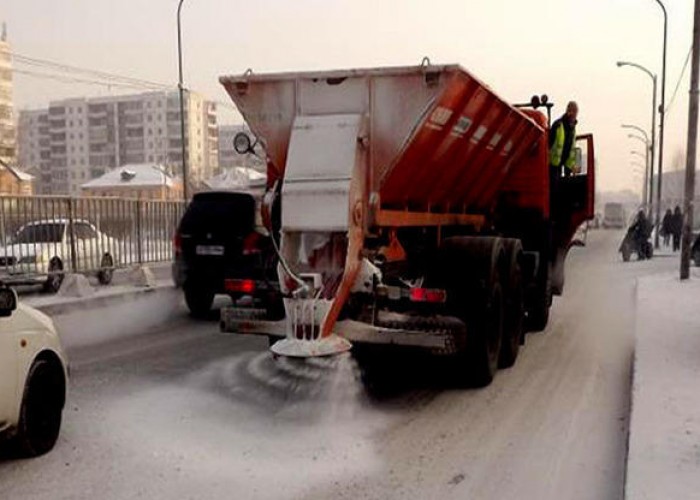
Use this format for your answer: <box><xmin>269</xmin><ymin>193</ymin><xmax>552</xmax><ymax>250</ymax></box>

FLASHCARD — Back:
<box><xmin>672</xmin><ymin>205</ymin><xmax>683</xmax><ymax>252</ymax></box>
<box><xmin>662</xmin><ymin>208</ymin><xmax>673</xmax><ymax>247</ymax></box>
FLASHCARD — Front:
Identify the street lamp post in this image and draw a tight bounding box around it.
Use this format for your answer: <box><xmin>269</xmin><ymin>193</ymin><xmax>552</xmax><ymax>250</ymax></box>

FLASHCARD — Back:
<box><xmin>617</xmin><ymin>62</ymin><xmax>658</xmax><ymax>234</ymax></box>
<box><xmin>623</xmin><ymin>124</ymin><xmax>655</xmax><ymax>209</ymax></box>
<box><xmin>628</xmin><ymin>134</ymin><xmax>650</xmax><ymax>207</ymax></box>
<box><xmin>177</xmin><ymin>0</ymin><xmax>189</xmax><ymax>200</ymax></box>
<box><xmin>653</xmin><ymin>0</ymin><xmax>668</xmax><ymax>250</ymax></box>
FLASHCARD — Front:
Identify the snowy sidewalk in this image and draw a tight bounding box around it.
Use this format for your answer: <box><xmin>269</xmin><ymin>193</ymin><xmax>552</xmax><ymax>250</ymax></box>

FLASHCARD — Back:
<box><xmin>626</xmin><ymin>269</ymin><xmax>700</xmax><ymax>499</ymax></box>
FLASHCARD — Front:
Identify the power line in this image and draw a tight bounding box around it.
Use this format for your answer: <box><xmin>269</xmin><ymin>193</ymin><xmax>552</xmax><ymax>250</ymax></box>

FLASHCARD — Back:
<box><xmin>11</xmin><ymin>51</ymin><xmax>172</xmax><ymax>90</ymax></box>
<box><xmin>12</xmin><ymin>51</ymin><xmax>239</xmax><ymax>114</ymax></box>
<box><xmin>666</xmin><ymin>44</ymin><xmax>693</xmax><ymax>115</ymax></box>
<box><xmin>14</xmin><ymin>68</ymin><xmax>175</xmax><ymax>91</ymax></box>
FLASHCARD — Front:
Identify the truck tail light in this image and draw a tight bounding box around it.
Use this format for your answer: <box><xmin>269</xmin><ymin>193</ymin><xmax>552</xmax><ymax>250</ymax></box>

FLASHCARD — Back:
<box><xmin>225</xmin><ymin>279</ymin><xmax>256</xmax><ymax>294</ymax></box>
<box><xmin>409</xmin><ymin>288</ymin><xmax>447</xmax><ymax>303</ymax></box>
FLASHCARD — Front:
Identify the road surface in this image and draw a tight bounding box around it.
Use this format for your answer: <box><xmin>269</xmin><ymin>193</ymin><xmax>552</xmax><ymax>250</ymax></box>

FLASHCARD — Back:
<box><xmin>0</xmin><ymin>231</ymin><xmax>679</xmax><ymax>499</ymax></box>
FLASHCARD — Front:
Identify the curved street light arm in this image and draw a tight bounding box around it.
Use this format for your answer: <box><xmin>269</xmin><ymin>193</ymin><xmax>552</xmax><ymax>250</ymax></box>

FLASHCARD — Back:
<box><xmin>621</xmin><ymin>124</ymin><xmax>649</xmax><ymax>142</ymax></box>
<box><xmin>617</xmin><ymin>61</ymin><xmax>657</xmax><ymax>82</ymax></box>
<box><xmin>628</xmin><ymin>134</ymin><xmax>649</xmax><ymax>146</ymax></box>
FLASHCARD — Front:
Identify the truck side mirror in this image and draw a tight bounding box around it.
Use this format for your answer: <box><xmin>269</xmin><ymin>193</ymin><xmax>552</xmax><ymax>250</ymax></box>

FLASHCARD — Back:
<box><xmin>0</xmin><ymin>287</ymin><xmax>18</xmax><ymax>318</ymax></box>
<box><xmin>234</xmin><ymin>132</ymin><xmax>254</xmax><ymax>155</ymax></box>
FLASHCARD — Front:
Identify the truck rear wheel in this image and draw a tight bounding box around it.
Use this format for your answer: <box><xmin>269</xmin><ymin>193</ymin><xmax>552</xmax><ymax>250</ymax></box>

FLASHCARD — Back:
<box><xmin>526</xmin><ymin>266</ymin><xmax>551</xmax><ymax>333</ymax></box>
<box><xmin>439</xmin><ymin>236</ymin><xmax>505</xmax><ymax>388</ymax></box>
<box><xmin>499</xmin><ymin>239</ymin><xmax>524</xmax><ymax>369</ymax></box>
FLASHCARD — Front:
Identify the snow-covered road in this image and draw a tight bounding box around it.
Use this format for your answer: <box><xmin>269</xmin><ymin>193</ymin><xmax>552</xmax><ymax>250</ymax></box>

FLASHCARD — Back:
<box><xmin>0</xmin><ymin>230</ymin><xmax>680</xmax><ymax>499</ymax></box>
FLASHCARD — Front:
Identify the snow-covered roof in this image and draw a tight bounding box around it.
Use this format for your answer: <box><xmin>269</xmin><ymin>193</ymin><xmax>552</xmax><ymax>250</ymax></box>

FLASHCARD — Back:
<box><xmin>0</xmin><ymin>160</ymin><xmax>34</xmax><ymax>182</ymax></box>
<box><xmin>203</xmin><ymin>167</ymin><xmax>266</xmax><ymax>191</ymax></box>
<box><xmin>82</xmin><ymin>164</ymin><xmax>176</xmax><ymax>189</ymax></box>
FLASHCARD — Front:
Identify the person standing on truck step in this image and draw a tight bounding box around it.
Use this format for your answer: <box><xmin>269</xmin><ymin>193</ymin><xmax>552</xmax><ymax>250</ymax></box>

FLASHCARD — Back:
<box><xmin>549</xmin><ymin>101</ymin><xmax>580</xmax><ymax>212</ymax></box>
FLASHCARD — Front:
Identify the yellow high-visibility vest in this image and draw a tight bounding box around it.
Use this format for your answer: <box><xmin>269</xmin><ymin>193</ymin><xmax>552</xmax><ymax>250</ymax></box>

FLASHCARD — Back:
<box><xmin>549</xmin><ymin>121</ymin><xmax>577</xmax><ymax>170</ymax></box>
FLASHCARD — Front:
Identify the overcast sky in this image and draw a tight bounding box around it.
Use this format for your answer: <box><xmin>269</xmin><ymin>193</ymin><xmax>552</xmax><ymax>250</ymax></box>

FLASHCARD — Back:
<box><xmin>4</xmin><ymin>0</ymin><xmax>697</xmax><ymax>193</ymax></box>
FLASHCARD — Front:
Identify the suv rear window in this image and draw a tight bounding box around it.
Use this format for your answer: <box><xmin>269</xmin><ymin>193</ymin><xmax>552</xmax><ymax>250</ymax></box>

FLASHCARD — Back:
<box><xmin>180</xmin><ymin>192</ymin><xmax>256</xmax><ymax>235</ymax></box>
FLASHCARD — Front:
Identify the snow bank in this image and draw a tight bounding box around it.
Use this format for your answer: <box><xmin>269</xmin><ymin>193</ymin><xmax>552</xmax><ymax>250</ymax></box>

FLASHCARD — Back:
<box><xmin>58</xmin><ymin>273</ymin><xmax>95</xmax><ymax>298</ymax></box>
<box><xmin>626</xmin><ymin>269</ymin><xmax>700</xmax><ymax>499</ymax></box>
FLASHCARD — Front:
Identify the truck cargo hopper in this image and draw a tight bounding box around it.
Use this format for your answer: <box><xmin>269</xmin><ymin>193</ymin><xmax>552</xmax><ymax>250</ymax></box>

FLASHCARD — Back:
<box><xmin>220</xmin><ymin>62</ymin><xmax>545</xmax><ymax>358</ymax></box>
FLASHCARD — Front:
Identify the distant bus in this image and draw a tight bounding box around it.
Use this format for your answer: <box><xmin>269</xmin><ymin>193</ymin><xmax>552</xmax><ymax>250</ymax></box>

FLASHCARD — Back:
<box><xmin>602</xmin><ymin>202</ymin><xmax>626</xmax><ymax>229</ymax></box>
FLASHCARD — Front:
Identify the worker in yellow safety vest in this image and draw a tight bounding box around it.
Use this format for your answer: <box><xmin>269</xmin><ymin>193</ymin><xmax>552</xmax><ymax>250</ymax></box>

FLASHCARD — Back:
<box><xmin>549</xmin><ymin>101</ymin><xmax>580</xmax><ymax>213</ymax></box>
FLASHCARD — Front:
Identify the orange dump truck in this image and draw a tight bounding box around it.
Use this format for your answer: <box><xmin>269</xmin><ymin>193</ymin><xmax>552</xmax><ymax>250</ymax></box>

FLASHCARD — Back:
<box><xmin>219</xmin><ymin>62</ymin><xmax>594</xmax><ymax>386</ymax></box>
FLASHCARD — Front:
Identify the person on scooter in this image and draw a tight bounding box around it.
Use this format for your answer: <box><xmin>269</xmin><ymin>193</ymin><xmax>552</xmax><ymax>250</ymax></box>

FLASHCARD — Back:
<box><xmin>630</xmin><ymin>210</ymin><xmax>652</xmax><ymax>255</ymax></box>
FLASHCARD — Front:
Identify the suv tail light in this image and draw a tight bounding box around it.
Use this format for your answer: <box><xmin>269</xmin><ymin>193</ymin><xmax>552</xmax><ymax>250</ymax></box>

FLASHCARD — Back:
<box><xmin>242</xmin><ymin>232</ymin><xmax>261</xmax><ymax>256</ymax></box>
<box><xmin>173</xmin><ymin>232</ymin><xmax>182</xmax><ymax>255</ymax></box>
<box><xmin>225</xmin><ymin>279</ymin><xmax>256</xmax><ymax>294</ymax></box>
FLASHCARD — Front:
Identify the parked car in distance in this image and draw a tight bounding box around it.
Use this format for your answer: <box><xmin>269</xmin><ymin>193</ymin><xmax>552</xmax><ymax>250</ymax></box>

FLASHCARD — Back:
<box><xmin>173</xmin><ymin>190</ymin><xmax>283</xmax><ymax>318</ymax></box>
<box><xmin>602</xmin><ymin>202</ymin><xmax>626</xmax><ymax>229</ymax></box>
<box><xmin>0</xmin><ymin>219</ymin><xmax>118</xmax><ymax>293</ymax></box>
<box><xmin>0</xmin><ymin>286</ymin><xmax>68</xmax><ymax>457</ymax></box>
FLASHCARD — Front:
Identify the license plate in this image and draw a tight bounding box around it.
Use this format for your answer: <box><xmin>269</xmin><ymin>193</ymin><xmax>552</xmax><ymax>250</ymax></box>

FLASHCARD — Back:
<box><xmin>196</xmin><ymin>245</ymin><xmax>225</xmax><ymax>256</ymax></box>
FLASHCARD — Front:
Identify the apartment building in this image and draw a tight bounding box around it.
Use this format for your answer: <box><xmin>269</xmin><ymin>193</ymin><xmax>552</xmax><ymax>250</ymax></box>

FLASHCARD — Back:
<box><xmin>17</xmin><ymin>109</ymin><xmax>51</xmax><ymax>193</ymax></box>
<box><xmin>18</xmin><ymin>90</ymin><xmax>218</xmax><ymax>196</ymax></box>
<box><xmin>0</xmin><ymin>23</ymin><xmax>15</xmax><ymax>165</ymax></box>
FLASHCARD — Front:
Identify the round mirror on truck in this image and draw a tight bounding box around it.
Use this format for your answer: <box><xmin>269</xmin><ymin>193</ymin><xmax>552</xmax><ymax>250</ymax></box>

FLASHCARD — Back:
<box><xmin>233</xmin><ymin>132</ymin><xmax>253</xmax><ymax>155</ymax></box>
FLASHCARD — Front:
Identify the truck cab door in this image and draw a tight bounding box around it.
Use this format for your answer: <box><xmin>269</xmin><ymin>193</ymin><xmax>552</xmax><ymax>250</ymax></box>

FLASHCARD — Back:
<box><xmin>565</xmin><ymin>134</ymin><xmax>595</xmax><ymax>227</ymax></box>
<box><xmin>550</xmin><ymin>134</ymin><xmax>595</xmax><ymax>294</ymax></box>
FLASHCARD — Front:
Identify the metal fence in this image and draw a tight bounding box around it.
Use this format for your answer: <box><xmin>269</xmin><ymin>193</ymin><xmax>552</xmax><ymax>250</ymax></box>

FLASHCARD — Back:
<box><xmin>0</xmin><ymin>195</ymin><xmax>186</xmax><ymax>284</ymax></box>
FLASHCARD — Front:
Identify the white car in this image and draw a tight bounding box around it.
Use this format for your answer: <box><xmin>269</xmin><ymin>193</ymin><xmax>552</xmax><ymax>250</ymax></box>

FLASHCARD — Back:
<box><xmin>0</xmin><ymin>286</ymin><xmax>68</xmax><ymax>456</ymax></box>
<box><xmin>0</xmin><ymin>219</ymin><xmax>119</xmax><ymax>293</ymax></box>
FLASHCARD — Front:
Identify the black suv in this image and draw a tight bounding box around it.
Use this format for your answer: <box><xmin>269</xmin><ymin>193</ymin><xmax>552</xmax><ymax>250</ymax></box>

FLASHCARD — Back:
<box><xmin>173</xmin><ymin>191</ymin><xmax>282</xmax><ymax>318</ymax></box>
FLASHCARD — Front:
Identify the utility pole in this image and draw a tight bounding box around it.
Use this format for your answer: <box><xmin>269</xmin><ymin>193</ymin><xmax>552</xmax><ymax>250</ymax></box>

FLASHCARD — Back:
<box><xmin>681</xmin><ymin>0</ymin><xmax>700</xmax><ymax>280</ymax></box>
<box><xmin>177</xmin><ymin>0</ymin><xmax>189</xmax><ymax>200</ymax></box>
<box><xmin>654</xmin><ymin>0</ymin><xmax>668</xmax><ymax>249</ymax></box>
